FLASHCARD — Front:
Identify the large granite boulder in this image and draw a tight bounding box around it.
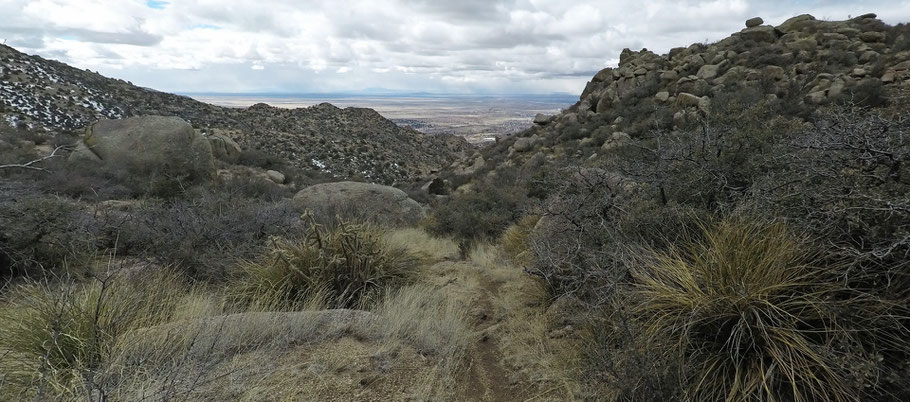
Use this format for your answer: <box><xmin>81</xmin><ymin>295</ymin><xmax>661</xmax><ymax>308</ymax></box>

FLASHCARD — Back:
<box><xmin>293</xmin><ymin>181</ymin><xmax>424</xmax><ymax>226</ymax></box>
<box><xmin>70</xmin><ymin>116</ymin><xmax>216</xmax><ymax>185</ymax></box>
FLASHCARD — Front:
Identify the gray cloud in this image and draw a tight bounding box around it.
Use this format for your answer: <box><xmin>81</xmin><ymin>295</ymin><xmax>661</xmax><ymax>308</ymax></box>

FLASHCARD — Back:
<box><xmin>2</xmin><ymin>0</ymin><xmax>908</xmax><ymax>94</ymax></box>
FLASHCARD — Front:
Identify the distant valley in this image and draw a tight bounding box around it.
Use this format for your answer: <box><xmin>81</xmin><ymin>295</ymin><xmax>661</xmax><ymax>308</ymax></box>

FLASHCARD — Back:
<box><xmin>189</xmin><ymin>93</ymin><xmax>576</xmax><ymax>143</ymax></box>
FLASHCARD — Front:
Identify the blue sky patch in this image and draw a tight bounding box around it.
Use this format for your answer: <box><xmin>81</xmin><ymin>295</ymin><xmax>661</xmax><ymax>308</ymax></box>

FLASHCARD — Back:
<box><xmin>191</xmin><ymin>24</ymin><xmax>222</xmax><ymax>30</ymax></box>
<box><xmin>146</xmin><ymin>1</ymin><xmax>168</xmax><ymax>9</ymax></box>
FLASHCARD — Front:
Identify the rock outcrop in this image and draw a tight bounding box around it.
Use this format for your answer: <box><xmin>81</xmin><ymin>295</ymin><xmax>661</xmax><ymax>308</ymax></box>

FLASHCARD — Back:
<box><xmin>567</xmin><ymin>13</ymin><xmax>906</xmax><ymax>131</ymax></box>
<box><xmin>293</xmin><ymin>181</ymin><xmax>425</xmax><ymax>226</ymax></box>
<box><xmin>476</xmin><ymin>13</ymin><xmax>908</xmax><ymax>187</ymax></box>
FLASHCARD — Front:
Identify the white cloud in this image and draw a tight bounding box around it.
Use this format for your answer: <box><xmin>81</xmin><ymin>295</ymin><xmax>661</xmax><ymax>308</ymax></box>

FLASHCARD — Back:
<box><xmin>1</xmin><ymin>0</ymin><xmax>909</xmax><ymax>94</ymax></box>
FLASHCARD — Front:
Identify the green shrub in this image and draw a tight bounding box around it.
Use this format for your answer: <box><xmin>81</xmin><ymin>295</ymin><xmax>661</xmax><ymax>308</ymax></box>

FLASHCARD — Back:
<box><xmin>228</xmin><ymin>214</ymin><xmax>421</xmax><ymax>309</ymax></box>
<box><xmin>425</xmin><ymin>168</ymin><xmax>528</xmax><ymax>251</ymax></box>
<box><xmin>630</xmin><ymin>220</ymin><xmax>910</xmax><ymax>401</ymax></box>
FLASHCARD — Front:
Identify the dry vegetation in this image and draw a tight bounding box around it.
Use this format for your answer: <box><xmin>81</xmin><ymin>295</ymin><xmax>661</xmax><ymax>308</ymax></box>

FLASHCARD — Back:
<box><xmin>4</xmin><ymin>14</ymin><xmax>910</xmax><ymax>402</ymax></box>
<box><xmin>0</xmin><ymin>227</ymin><xmax>486</xmax><ymax>401</ymax></box>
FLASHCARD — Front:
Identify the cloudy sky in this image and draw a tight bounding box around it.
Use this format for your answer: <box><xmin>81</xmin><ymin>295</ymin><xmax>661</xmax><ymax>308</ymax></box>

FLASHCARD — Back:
<box><xmin>2</xmin><ymin>0</ymin><xmax>908</xmax><ymax>95</ymax></box>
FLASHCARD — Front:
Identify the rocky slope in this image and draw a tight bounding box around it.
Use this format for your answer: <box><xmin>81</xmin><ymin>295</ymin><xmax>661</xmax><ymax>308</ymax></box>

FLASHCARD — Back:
<box><xmin>0</xmin><ymin>44</ymin><xmax>471</xmax><ymax>184</ymax></box>
<box><xmin>474</xmin><ymin>13</ymin><xmax>909</xmax><ymax>171</ymax></box>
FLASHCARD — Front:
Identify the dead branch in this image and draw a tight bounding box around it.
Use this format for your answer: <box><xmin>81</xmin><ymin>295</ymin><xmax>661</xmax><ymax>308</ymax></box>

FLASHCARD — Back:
<box><xmin>0</xmin><ymin>145</ymin><xmax>69</xmax><ymax>172</ymax></box>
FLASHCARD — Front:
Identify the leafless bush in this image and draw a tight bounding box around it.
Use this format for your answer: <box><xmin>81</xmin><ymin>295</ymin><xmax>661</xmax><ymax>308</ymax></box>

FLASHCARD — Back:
<box><xmin>751</xmin><ymin>104</ymin><xmax>910</xmax><ymax>281</ymax></box>
<box><xmin>114</xmin><ymin>191</ymin><xmax>303</xmax><ymax>280</ymax></box>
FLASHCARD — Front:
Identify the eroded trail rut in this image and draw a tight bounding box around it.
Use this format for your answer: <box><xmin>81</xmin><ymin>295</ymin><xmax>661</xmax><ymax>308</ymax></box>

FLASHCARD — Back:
<box><xmin>433</xmin><ymin>260</ymin><xmax>533</xmax><ymax>402</ymax></box>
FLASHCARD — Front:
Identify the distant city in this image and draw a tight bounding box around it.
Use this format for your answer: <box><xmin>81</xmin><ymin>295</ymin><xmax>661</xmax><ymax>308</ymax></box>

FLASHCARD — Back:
<box><xmin>187</xmin><ymin>93</ymin><xmax>577</xmax><ymax>143</ymax></box>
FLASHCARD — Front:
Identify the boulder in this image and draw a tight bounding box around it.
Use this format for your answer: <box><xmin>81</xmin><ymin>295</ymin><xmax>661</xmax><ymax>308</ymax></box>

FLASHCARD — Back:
<box><xmin>740</xmin><ymin>26</ymin><xmax>779</xmax><ymax>43</ymax></box>
<box><xmin>265</xmin><ymin>170</ymin><xmax>286</xmax><ymax>184</ymax></box>
<box><xmin>69</xmin><ymin>116</ymin><xmax>215</xmax><ymax>184</ymax></box>
<box><xmin>785</xmin><ymin>37</ymin><xmax>818</xmax><ymax>52</ymax></box>
<box><xmin>777</xmin><ymin>14</ymin><xmax>817</xmax><ymax>33</ymax></box>
<box><xmin>601</xmin><ymin>132</ymin><xmax>631</xmax><ymax>151</ymax></box>
<box><xmin>696</xmin><ymin>64</ymin><xmax>721</xmax><ymax>80</ymax></box>
<box><xmin>676</xmin><ymin>92</ymin><xmax>701</xmax><ymax>108</ymax></box>
<box><xmin>593</xmin><ymin>68</ymin><xmax>613</xmax><ymax>83</ymax></box>
<box><xmin>293</xmin><ymin>181</ymin><xmax>424</xmax><ymax>226</ymax></box>
<box><xmin>513</xmin><ymin>137</ymin><xmax>536</xmax><ymax>152</ymax></box>
<box><xmin>745</xmin><ymin>17</ymin><xmax>764</xmax><ymax>28</ymax></box>
<box><xmin>654</xmin><ymin>91</ymin><xmax>670</xmax><ymax>102</ymax></box>
<box><xmin>533</xmin><ymin>113</ymin><xmax>552</xmax><ymax>125</ymax></box>
<box><xmin>860</xmin><ymin>31</ymin><xmax>888</xmax><ymax>43</ymax></box>
<box><xmin>207</xmin><ymin>132</ymin><xmax>242</xmax><ymax>161</ymax></box>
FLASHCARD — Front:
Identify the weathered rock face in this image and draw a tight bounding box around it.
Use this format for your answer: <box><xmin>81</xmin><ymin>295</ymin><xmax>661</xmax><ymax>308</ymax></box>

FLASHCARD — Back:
<box><xmin>206</xmin><ymin>131</ymin><xmax>242</xmax><ymax>161</ymax></box>
<box><xmin>70</xmin><ymin>116</ymin><xmax>215</xmax><ymax>184</ymax></box>
<box><xmin>292</xmin><ymin>181</ymin><xmax>424</xmax><ymax>226</ymax></box>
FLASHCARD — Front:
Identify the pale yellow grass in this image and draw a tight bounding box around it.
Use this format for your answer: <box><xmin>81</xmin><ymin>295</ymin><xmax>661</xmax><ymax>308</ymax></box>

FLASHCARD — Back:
<box><xmin>385</xmin><ymin>227</ymin><xmax>460</xmax><ymax>262</ymax></box>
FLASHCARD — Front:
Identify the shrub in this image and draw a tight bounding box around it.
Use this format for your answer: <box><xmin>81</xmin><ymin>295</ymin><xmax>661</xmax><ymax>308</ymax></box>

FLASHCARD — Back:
<box><xmin>629</xmin><ymin>220</ymin><xmax>910</xmax><ymax>401</ymax></box>
<box><xmin>212</xmin><ymin>176</ymin><xmax>292</xmax><ymax>202</ymax></box>
<box><xmin>0</xmin><ymin>269</ymin><xmax>195</xmax><ymax>399</ymax></box>
<box><xmin>236</xmin><ymin>149</ymin><xmax>284</xmax><ymax>170</ymax></box>
<box><xmin>835</xmin><ymin>78</ymin><xmax>889</xmax><ymax>108</ymax></box>
<box><xmin>425</xmin><ymin>168</ymin><xmax>528</xmax><ymax>252</ymax></box>
<box><xmin>114</xmin><ymin>192</ymin><xmax>302</xmax><ymax>280</ymax></box>
<box><xmin>228</xmin><ymin>214</ymin><xmax>421</xmax><ymax>309</ymax></box>
<box><xmin>0</xmin><ymin>187</ymin><xmax>97</xmax><ymax>279</ymax></box>
<box><xmin>751</xmin><ymin>105</ymin><xmax>910</xmax><ymax>276</ymax></box>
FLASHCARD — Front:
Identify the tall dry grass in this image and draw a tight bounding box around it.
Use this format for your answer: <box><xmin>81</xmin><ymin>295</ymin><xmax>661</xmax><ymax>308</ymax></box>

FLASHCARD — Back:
<box><xmin>0</xmin><ymin>268</ymin><xmax>206</xmax><ymax>400</ymax></box>
<box><xmin>630</xmin><ymin>220</ymin><xmax>910</xmax><ymax>401</ymax></box>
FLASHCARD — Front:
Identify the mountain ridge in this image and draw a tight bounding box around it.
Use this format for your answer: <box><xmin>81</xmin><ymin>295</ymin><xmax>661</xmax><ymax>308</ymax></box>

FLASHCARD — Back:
<box><xmin>0</xmin><ymin>44</ymin><xmax>471</xmax><ymax>184</ymax></box>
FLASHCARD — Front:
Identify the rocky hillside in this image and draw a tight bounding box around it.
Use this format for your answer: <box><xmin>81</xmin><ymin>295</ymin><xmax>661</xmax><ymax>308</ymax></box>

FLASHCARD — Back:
<box><xmin>0</xmin><ymin>44</ymin><xmax>471</xmax><ymax>184</ymax></box>
<box><xmin>475</xmin><ymin>13</ymin><xmax>909</xmax><ymax>170</ymax></box>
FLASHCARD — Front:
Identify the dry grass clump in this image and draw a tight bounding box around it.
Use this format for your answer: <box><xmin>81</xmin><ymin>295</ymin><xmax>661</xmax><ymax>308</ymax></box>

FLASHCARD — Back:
<box><xmin>629</xmin><ymin>220</ymin><xmax>910</xmax><ymax>402</ymax></box>
<box><xmin>499</xmin><ymin>215</ymin><xmax>540</xmax><ymax>265</ymax></box>
<box><xmin>228</xmin><ymin>214</ymin><xmax>422</xmax><ymax>310</ymax></box>
<box><xmin>372</xmin><ymin>284</ymin><xmax>475</xmax><ymax>397</ymax></box>
<box><xmin>0</xmin><ymin>269</ymin><xmax>203</xmax><ymax>400</ymax></box>
<box><xmin>104</xmin><ymin>285</ymin><xmax>473</xmax><ymax>400</ymax></box>
<box><xmin>384</xmin><ymin>227</ymin><xmax>459</xmax><ymax>262</ymax></box>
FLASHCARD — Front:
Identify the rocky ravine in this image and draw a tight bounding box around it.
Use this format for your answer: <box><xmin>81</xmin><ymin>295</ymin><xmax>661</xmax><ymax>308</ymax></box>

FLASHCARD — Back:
<box><xmin>0</xmin><ymin>44</ymin><xmax>472</xmax><ymax>185</ymax></box>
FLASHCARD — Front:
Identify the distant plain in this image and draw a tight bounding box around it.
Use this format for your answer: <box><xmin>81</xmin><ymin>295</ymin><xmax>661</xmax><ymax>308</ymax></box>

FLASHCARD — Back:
<box><xmin>188</xmin><ymin>94</ymin><xmax>576</xmax><ymax>143</ymax></box>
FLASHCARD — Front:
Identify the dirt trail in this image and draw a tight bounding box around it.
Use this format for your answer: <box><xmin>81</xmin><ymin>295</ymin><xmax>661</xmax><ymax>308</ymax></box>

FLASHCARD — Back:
<box><xmin>441</xmin><ymin>259</ymin><xmax>532</xmax><ymax>402</ymax></box>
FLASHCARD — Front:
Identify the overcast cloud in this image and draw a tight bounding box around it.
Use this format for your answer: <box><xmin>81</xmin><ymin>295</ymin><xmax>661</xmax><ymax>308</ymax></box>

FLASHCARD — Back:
<box><xmin>2</xmin><ymin>0</ymin><xmax>908</xmax><ymax>94</ymax></box>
